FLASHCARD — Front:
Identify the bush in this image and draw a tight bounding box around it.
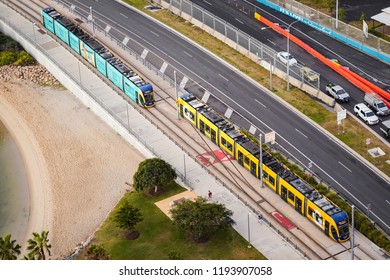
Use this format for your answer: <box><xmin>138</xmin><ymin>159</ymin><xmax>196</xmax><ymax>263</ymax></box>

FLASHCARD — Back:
<box><xmin>0</xmin><ymin>51</ymin><xmax>17</xmax><ymax>66</ymax></box>
<box><xmin>15</xmin><ymin>51</ymin><xmax>35</xmax><ymax>66</ymax></box>
<box><xmin>0</xmin><ymin>33</ymin><xmax>22</xmax><ymax>52</ymax></box>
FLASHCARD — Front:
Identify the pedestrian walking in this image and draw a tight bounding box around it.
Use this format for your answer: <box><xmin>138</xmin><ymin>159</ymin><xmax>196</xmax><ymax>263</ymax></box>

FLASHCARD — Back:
<box><xmin>258</xmin><ymin>213</ymin><xmax>263</xmax><ymax>225</ymax></box>
<box><xmin>208</xmin><ymin>190</ymin><xmax>212</xmax><ymax>200</ymax></box>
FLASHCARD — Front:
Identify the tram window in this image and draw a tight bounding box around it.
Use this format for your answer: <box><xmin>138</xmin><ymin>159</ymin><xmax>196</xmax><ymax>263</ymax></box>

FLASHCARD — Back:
<box><xmin>288</xmin><ymin>191</ymin><xmax>295</xmax><ymax>202</ymax></box>
<box><xmin>244</xmin><ymin>156</ymin><xmax>249</xmax><ymax>165</ymax></box>
<box><xmin>269</xmin><ymin>175</ymin><xmax>275</xmax><ymax>186</ymax></box>
<box><xmin>221</xmin><ymin>137</ymin><xmax>227</xmax><ymax>147</ymax></box>
<box><xmin>263</xmin><ymin>170</ymin><xmax>269</xmax><ymax>180</ymax></box>
<box><xmin>206</xmin><ymin>125</ymin><xmax>210</xmax><ymax>133</ymax></box>
<box><xmin>308</xmin><ymin>207</ymin><xmax>313</xmax><ymax>217</ymax></box>
<box><xmin>183</xmin><ymin>107</ymin><xmax>194</xmax><ymax>121</ymax></box>
<box><xmin>227</xmin><ymin>142</ymin><xmax>232</xmax><ymax>151</ymax></box>
<box><xmin>331</xmin><ymin>226</ymin><xmax>337</xmax><ymax>237</ymax></box>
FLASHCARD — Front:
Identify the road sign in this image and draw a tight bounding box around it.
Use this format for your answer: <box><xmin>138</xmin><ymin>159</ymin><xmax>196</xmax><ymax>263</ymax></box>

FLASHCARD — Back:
<box><xmin>337</xmin><ymin>109</ymin><xmax>347</xmax><ymax>122</ymax></box>
<box><xmin>264</xmin><ymin>131</ymin><xmax>276</xmax><ymax>144</ymax></box>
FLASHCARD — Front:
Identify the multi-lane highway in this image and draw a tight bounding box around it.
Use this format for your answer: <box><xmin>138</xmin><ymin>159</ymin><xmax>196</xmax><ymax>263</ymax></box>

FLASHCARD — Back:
<box><xmin>190</xmin><ymin>0</ymin><xmax>390</xmax><ymax>138</ymax></box>
<box><xmin>58</xmin><ymin>0</ymin><xmax>390</xmax><ymax>236</ymax></box>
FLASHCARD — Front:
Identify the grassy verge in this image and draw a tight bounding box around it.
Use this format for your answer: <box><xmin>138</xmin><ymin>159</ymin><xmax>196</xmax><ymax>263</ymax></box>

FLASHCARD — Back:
<box><xmin>79</xmin><ymin>182</ymin><xmax>266</xmax><ymax>260</ymax></box>
<box><xmin>0</xmin><ymin>33</ymin><xmax>35</xmax><ymax>66</ymax></box>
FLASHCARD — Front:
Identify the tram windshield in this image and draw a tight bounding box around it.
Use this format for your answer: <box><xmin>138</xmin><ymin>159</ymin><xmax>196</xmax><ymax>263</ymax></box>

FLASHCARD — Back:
<box><xmin>143</xmin><ymin>90</ymin><xmax>154</xmax><ymax>103</ymax></box>
<box><xmin>338</xmin><ymin>220</ymin><xmax>349</xmax><ymax>236</ymax></box>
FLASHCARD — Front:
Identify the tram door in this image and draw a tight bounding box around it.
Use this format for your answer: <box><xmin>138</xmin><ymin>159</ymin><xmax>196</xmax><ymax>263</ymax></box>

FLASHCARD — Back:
<box><xmin>281</xmin><ymin>186</ymin><xmax>287</xmax><ymax>201</ymax></box>
<box><xmin>250</xmin><ymin>161</ymin><xmax>256</xmax><ymax>176</ymax></box>
<box><xmin>211</xmin><ymin>130</ymin><xmax>217</xmax><ymax>144</ymax></box>
<box><xmin>295</xmin><ymin>197</ymin><xmax>302</xmax><ymax>213</ymax></box>
<box><xmin>238</xmin><ymin>151</ymin><xmax>244</xmax><ymax>165</ymax></box>
<box><xmin>324</xmin><ymin>220</ymin><xmax>330</xmax><ymax>236</ymax></box>
<box><xmin>199</xmin><ymin>120</ymin><xmax>205</xmax><ymax>134</ymax></box>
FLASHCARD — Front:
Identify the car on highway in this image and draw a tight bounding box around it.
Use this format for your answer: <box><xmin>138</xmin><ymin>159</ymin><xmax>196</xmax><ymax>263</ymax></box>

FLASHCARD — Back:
<box><xmin>325</xmin><ymin>83</ymin><xmax>350</xmax><ymax>102</ymax></box>
<box><xmin>354</xmin><ymin>103</ymin><xmax>379</xmax><ymax>125</ymax></box>
<box><xmin>277</xmin><ymin>51</ymin><xmax>297</xmax><ymax>66</ymax></box>
<box><xmin>300</xmin><ymin>66</ymin><xmax>319</xmax><ymax>82</ymax></box>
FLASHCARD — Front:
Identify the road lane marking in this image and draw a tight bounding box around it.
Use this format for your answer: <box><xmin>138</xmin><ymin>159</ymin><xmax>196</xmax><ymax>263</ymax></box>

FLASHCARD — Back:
<box><xmin>386</xmin><ymin>200</ymin><xmax>390</xmax><ymax>205</ymax></box>
<box><xmin>203</xmin><ymin>0</ymin><xmax>212</xmax><ymax>5</ymax></box>
<box><xmin>150</xmin><ymin>30</ymin><xmax>160</xmax><ymax>37</ymax></box>
<box><xmin>295</xmin><ymin>128</ymin><xmax>308</xmax><ymax>139</ymax></box>
<box><xmin>255</xmin><ymin>99</ymin><xmax>267</xmax><ymax>108</ymax></box>
<box><xmin>338</xmin><ymin>161</ymin><xmax>352</xmax><ymax>173</ymax></box>
<box><xmin>235</xmin><ymin>18</ymin><xmax>244</xmax><ymax>24</ymax></box>
<box><xmin>120</xmin><ymin>13</ymin><xmax>128</xmax><ymax>18</ymax></box>
<box><xmin>218</xmin><ymin>74</ymin><xmax>229</xmax><ymax>82</ymax></box>
<box><xmin>267</xmin><ymin>39</ymin><xmax>276</xmax><ymax>45</ymax></box>
<box><xmin>183</xmin><ymin>50</ymin><xmax>193</xmax><ymax>57</ymax></box>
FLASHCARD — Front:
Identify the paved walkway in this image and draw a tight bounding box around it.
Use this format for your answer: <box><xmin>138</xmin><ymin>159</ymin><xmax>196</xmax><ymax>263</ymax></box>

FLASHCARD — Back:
<box><xmin>0</xmin><ymin>1</ymin><xmax>387</xmax><ymax>260</ymax></box>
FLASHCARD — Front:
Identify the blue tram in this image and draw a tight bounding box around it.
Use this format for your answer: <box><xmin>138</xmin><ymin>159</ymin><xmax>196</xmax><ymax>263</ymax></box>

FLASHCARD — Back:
<box><xmin>41</xmin><ymin>7</ymin><xmax>155</xmax><ymax>108</ymax></box>
<box><xmin>177</xmin><ymin>93</ymin><xmax>350</xmax><ymax>242</ymax></box>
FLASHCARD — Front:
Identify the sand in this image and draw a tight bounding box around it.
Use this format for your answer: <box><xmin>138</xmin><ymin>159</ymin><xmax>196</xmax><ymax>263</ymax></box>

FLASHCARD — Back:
<box><xmin>0</xmin><ymin>79</ymin><xmax>146</xmax><ymax>259</ymax></box>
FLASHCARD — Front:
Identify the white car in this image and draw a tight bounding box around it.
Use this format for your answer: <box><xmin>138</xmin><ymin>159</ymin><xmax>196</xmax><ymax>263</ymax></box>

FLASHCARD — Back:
<box><xmin>354</xmin><ymin>103</ymin><xmax>379</xmax><ymax>125</ymax></box>
<box><xmin>277</xmin><ymin>51</ymin><xmax>297</xmax><ymax>66</ymax></box>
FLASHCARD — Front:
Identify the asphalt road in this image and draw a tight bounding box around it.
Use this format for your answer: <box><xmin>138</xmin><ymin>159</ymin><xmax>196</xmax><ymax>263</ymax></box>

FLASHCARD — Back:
<box><xmin>191</xmin><ymin>0</ymin><xmax>390</xmax><ymax>139</ymax></box>
<box><xmin>61</xmin><ymin>0</ymin><xmax>390</xmax><ymax>235</ymax></box>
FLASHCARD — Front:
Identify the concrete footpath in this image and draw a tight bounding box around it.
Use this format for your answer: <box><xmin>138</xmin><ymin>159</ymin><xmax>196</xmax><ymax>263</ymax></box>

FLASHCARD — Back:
<box><xmin>0</xmin><ymin>2</ymin><xmax>386</xmax><ymax>260</ymax></box>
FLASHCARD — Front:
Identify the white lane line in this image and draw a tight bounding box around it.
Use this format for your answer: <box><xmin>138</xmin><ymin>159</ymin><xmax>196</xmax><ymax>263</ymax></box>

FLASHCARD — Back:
<box><xmin>120</xmin><ymin>13</ymin><xmax>128</xmax><ymax>18</ymax></box>
<box><xmin>150</xmin><ymin>30</ymin><xmax>160</xmax><ymax>37</ymax></box>
<box><xmin>338</xmin><ymin>161</ymin><xmax>352</xmax><ymax>173</ymax></box>
<box><xmin>203</xmin><ymin>0</ymin><xmax>212</xmax><ymax>5</ymax></box>
<box><xmin>183</xmin><ymin>50</ymin><xmax>193</xmax><ymax>58</ymax></box>
<box><xmin>235</xmin><ymin>18</ymin><xmax>244</xmax><ymax>24</ymax></box>
<box><xmin>254</xmin><ymin>99</ymin><xmax>267</xmax><ymax>108</ymax></box>
<box><xmin>218</xmin><ymin>74</ymin><xmax>229</xmax><ymax>82</ymax></box>
<box><xmin>295</xmin><ymin>128</ymin><xmax>308</xmax><ymax>139</ymax></box>
<box><xmin>267</xmin><ymin>39</ymin><xmax>276</xmax><ymax>45</ymax></box>
<box><xmin>386</xmin><ymin>200</ymin><xmax>390</xmax><ymax>205</ymax></box>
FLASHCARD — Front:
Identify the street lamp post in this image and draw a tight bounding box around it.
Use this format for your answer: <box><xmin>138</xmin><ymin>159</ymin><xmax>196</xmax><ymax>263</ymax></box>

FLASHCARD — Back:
<box><xmin>336</xmin><ymin>0</ymin><xmax>339</xmax><ymax>29</ymax></box>
<box><xmin>287</xmin><ymin>20</ymin><xmax>300</xmax><ymax>91</ymax></box>
<box><xmin>174</xmin><ymin>70</ymin><xmax>179</xmax><ymax>120</ymax></box>
<box><xmin>247</xmin><ymin>213</ymin><xmax>252</xmax><ymax>248</ymax></box>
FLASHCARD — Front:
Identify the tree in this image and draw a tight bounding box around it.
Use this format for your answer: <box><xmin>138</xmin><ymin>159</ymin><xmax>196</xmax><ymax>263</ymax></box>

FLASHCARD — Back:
<box><xmin>86</xmin><ymin>244</ymin><xmax>109</xmax><ymax>260</ymax></box>
<box><xmin>0</xmin><ymin>234</ymin><xmax>21</xmax><ymax>260</ymax></box>
<box><xmin>133</xmin><ymin>158</ymin><xmax>177</xmax><ymax>193</ymax></box>
<box><xmin>114</xmin><ymin>201</ymin><xmax>143</xmax><ymax>239</ymax></box>
<box><xmin>170</xmin><ymin>197</ymin><xmax>235</xmax><ymax>243</ymax></box>
<box><xmin>27</xmin><ymin>231</ymin><xmax>51</xmax><ymax>260</ymax></box>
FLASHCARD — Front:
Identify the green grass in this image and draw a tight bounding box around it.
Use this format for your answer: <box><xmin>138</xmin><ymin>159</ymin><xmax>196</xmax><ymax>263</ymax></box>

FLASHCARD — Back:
<box><xmin>80</xmin><ymin>181</ymin><xmax>266</xmax><ymax>260</ymax></box>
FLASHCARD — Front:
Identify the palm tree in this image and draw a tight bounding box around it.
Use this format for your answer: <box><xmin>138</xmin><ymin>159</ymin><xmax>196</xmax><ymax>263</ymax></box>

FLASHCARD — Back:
<box><xmin>27</xmin><ymin>231</ymin><xmax>51</xmax><ymax>260</ymax></box>
<box><xmin>0</xmin><ymin>234</ymin><xmax>21</xmax><ymax>260</ymax></box>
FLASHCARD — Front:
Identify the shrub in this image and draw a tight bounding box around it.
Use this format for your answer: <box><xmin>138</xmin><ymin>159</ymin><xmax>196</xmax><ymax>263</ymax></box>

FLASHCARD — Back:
<box><xmin>0</xmin><ymin>51</ymin><xmax>17</xmax><ymax>66</ymax></box>
<box><xmin>14</xmin><ymin>51</ymin><xmax>35</xmax><ymax>66</ymax></box>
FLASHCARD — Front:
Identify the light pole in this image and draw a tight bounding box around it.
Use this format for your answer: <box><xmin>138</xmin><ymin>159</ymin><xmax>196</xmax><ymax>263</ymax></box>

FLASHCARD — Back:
<box><xmin>247</xmin><ymin>213</ymin><xmax>252</xmax><ymax>248</ymax></box>
<box><xmin>287</xmin><ymin>20</ymin><xmax>300</xmax><ymax>91</ymax></box>
<box><xmin>174</xmin><ymin>70</ymin><xmax>179</xmax><ymax>120</ymax></box>
<box><xmin>259</xmin><ymin>133</ymin><xmax>263</xmax><ymax>188</ymax></box>
<box><xmin>336</xmin><ymin>0</ymin><xmax>339</xmax><ymax>29</ymax></box>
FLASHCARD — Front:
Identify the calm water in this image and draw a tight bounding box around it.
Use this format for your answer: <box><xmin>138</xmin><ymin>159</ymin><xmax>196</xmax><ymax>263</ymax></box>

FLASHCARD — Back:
<box><xmin>0</xmin><ymin>120</ymin><xmax>29</xmax><ymax>244</ymax></box>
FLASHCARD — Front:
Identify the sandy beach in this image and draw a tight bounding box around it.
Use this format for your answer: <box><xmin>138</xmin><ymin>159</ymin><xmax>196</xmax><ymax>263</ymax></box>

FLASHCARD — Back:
<box><xmin>0</xmin><ymin>78</ymin><xmax>146</xmax><ymax>259</ymax></box>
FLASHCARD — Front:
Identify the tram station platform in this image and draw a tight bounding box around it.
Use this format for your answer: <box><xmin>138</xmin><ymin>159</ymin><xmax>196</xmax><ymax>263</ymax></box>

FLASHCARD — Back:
<box><xmin>0</xmin><ymin>1</ymin><xmax>388</xmax><ymax>260</ymax></box>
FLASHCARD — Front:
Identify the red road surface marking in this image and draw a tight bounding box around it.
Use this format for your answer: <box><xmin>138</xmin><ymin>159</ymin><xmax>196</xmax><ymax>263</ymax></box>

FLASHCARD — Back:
<box><xmin>196</xmin><ymin>150</ymin><xmax>234</xmax><ymax>167</ymax></box>
<box><xmin>271</xmin><ymin>211</ymin><xmax>296</xmax><ymax>230</ymax></box>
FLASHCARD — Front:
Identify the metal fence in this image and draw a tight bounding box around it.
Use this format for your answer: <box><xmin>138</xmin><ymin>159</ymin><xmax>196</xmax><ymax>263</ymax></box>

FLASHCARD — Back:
<box><xmin>159</xmin><ymin>0</ymin><xmax>321</xmax><ymax>91</ymax></box>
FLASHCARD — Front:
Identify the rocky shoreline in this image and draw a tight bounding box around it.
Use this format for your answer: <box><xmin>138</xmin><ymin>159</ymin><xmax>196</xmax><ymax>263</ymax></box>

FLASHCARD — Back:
<box><xmin>0</xmin><ymin>64</ymin><xmax>60</xmax><ymax>86</ymax></box>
